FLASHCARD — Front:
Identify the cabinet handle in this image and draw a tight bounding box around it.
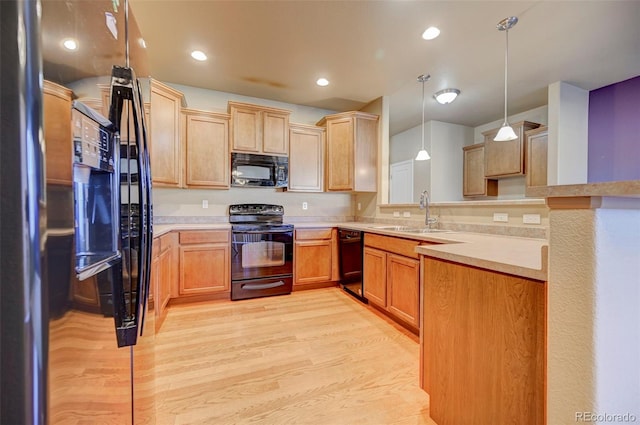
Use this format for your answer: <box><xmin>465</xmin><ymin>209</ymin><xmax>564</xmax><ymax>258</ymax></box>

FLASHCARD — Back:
<box><xmin>242</xmin><ymin>281</ymin><xmax>285</xmax><ymax>291</ymax></box>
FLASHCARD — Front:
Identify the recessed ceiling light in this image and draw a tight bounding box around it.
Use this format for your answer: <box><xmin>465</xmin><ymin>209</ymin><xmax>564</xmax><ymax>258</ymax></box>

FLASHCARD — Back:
<box><xmin>316</xmin><ymin>78</ymin><xmax>329</xmax><ymax>87</ymax></box>
<box><xmin>191</xmin><ymin>50</ymin><xmax>207</xmax><ymax>61</ymax></box>
<box><xmin>62</xmin><ymin>38</ymin><xmax>78</xmax><ymax>51</ymax></box>
<box><xmin>422</xmin><ymin>26</ymin><xmax>441</xmax><ymax>41</ymax></box>
<box><xmin>433</xmin><ymin>88</ymin><xmax>460</xmax><ymax>104</ymax></box>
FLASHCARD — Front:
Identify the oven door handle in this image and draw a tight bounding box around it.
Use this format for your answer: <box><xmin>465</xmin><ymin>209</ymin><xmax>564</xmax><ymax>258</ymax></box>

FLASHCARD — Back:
<box><xmin>232</xmin><ymin>229</ymin><xmax>293</xmax><ymax>235</ymax></box>
<box><xmin>241</xmin><ymin>281</ymin><xmax>286</xmax><ymax>291</ymax></box>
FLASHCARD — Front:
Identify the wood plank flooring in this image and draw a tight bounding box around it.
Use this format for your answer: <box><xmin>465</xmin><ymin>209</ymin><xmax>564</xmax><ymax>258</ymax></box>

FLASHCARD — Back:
<box><xmin>155</xmin><ymin>288</ymin><xmax>436</xmax><ymax>424</ymax></box>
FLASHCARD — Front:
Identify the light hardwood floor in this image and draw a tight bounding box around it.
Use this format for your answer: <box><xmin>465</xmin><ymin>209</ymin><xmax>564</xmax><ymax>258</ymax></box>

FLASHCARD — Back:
<box><xmin>155</xmin><ymin>287</ymin><xmax>436</xmax><ymax>424</ymax></box>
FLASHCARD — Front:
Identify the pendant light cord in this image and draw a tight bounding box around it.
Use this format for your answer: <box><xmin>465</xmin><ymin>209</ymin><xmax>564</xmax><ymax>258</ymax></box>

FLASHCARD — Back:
<box><xmin>421</xmin><ymin>78</ymin><xmax>426</xmax><ymax>150</ymax></box>
<box><xmin>503</xmin><ymin>27</ymin><xmax>509</xmax><ymax>126</ymax></box>
<box><xmin>125</xmin><ymin>0</ymin><xmax>130</xmax><ymax>67</ymax></box>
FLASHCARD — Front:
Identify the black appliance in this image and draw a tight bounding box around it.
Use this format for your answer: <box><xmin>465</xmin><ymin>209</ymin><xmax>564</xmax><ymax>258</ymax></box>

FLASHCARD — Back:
<box><xmin>1</xmin><ymin>1</ymin><xmax>154</xmax><ymax>423</ymax></box>
<box><xmin>338</xmin><ymin>228</ymin><xmax>367</xmax><ymax>303</ymax></box>
<box><xmin>230</xmin><ymin>204</ymin><xmax>294</xmax><ymax>300</ymax></box>
<box><xmin>231</xmin><ymin>152</ymin><xmax>288</xmax><ymax>188</ymax></box>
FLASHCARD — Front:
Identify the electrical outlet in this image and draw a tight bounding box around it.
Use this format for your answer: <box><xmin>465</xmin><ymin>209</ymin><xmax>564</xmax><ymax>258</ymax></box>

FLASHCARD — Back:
<box><xmin>493</xmin><ymin>212</ymin><xmax>508</xmax><ymax>222</ymax></box>
<box><xmin>393</xmin><ymin>211</ymin><xmax>400</xmax><ymax>217</ymax></box>
<box><xmin>302</xmin><ymin>202</ymin><xmax>308</xmax><ymax>210</ymax></box>
<box><xmin>202</xmin><ymin>200</ymin><xmax>208</xmax><ymax>209</ymax></box>
<box><xmin>523</xmin><ymin>214</ymin><xmax>541</xmax><ymax>224</ymax></box>
<box><xmin>403</xmin><ymin>211</ymin><xmax>411</xmax><ymax>217</ymax></box>
<box><xmin>357</xmin><ymin>202</ymin><xmax>362</xmax><ymax>211</ymax></box>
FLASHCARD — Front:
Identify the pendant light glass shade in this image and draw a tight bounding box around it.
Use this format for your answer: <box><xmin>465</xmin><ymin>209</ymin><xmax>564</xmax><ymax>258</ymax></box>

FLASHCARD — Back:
<box><xmin>416</xmin><ymin>74</ymin><xmax>431</xmax><ymax>161</ymax></box>
<box><xmin>494</xmin><ymin>16</ymin><xmax>518</xmax><ymax>142</ymax></box>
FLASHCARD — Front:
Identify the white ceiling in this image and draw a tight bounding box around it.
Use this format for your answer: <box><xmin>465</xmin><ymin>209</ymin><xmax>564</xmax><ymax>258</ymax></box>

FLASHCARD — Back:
<box><xmin>128</xmin><ymin>1</ymin><xmax>639</xmax><ymax>135</ymax></box>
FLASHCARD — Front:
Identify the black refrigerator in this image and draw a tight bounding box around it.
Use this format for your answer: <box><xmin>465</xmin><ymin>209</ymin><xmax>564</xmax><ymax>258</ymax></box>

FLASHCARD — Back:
<box><xmin>1</xmin><ymin>0</ymin><xmax>154</xmax><ymax>423</ymax></box>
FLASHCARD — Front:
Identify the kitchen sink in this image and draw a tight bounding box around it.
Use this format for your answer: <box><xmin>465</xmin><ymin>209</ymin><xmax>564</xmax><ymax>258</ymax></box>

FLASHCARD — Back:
<box><xmin>403</xmin><ymin>228</ymin><xmax>452</xmax><ymax>234</ymax></box>
<box><xmin>371</xmin><ymin>225</ymin><xmax>452</xmax><ymax>234</ymax></box>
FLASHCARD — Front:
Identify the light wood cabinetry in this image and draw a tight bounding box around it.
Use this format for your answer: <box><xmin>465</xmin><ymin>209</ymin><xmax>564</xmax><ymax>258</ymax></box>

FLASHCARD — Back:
<box><xmin>183</xmin><ymin>108</ymin><xmax>230</xmax><ymax>189</ymax></box>
<box><xmin>228</xmin><ymin>101</ymin><xmax>290</xmax><ymax>155</ymax></box>
<box><xmin>317</xmin><ymin>111</ymin><xmax>379</xmax><ymax>192</ymax></box>
<box><xmin>483</xmin><ymin>120</ymin><xmax>541</xmax><ymax>178</ymax></box>
<box><xmin>462</xmin><ymin>143</ymin><xmax>498</xmax><ymax>197</ymax></box>
<box><xmin>150</xmin><ymin>79</ymin><xmax>183</xmax><ymax>187</ymax></box>
<box><xmin>363</xmin><ymin>233</ymin><xmax>424</xmax><ymax>331</ymax></box>
<box><xmin>422</xmin><ymin>257</ymin><xmax>545</xmax><ymax>425</ymax></box>
<box><xmin>525</xmin><ymin>126</ymin><xmax>548</xmax><ymax>188</ymax></box>
<box><xmin>43</xmin><ymin>80</ymin><xmax>73</xmax><ymax>186</ymax></box>
<box><xmin>294</xmin><ymin>228</ymin><xmax>337</xmax><ymax>289</ymax></box>
<box><xmin>178</xmin><ymin>230</ymin><xmax>230</xmax><ymax>296</ymax></box>
<box><xmin>153</xmin><ymin>232</ymin><xmax>177</xmax><ymax>331</ymax></box>
<box><xmin>288</xmin><ymin>124</ymin><xmax>325</xmax><ymax>192</ymax></box>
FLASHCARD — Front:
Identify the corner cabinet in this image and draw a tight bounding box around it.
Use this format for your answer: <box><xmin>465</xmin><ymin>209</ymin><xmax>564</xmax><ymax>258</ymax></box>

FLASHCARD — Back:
<box><xmin>150</xmin><ymin>80</ymin><xmax>183</xmax><ymax>187</ymax></box>
<box><xmin>463</xmin><ymin>144</ymin><xmax>498</xmax><ymax>197</ymax></box>
<box><xmin>482</xmin><ymin>120</ymin><xmax>541</xmax><ymax>178</ymax></box>
<box><xmin>317</xmin><ymin>111</ymin><xmax>379</xmax><ymax>192</ymax></box>
<box><xmin>363</xmin><ymin>233</ymin><xmax>425</xmax><ymax>332</ymax></box>
<box><xmin>152</xmin><ymin>232</ymin><xmax>177</xmax><ymax>332</ymax></box>
<box><xmin>183</xmin><ymin>109</ymin><xmax>230</xmax><ymax>189</ymax></box>
<box><xmin>43</xmin><ymin>80</ymin><xmax>73</xmax><ymax>186</ymax></box>
<box><xmin>228</xmin><ymin>101</ymin><xmax>290</xmax><ymax>155</ymax></box>
<box><xmin>288</xmin><ymin>124</ymin><xmax>325</xmax><ymax>192</ymax></box>
<box><xmin>525</xmin><ymin>126</ymin><xmax>548</xmax><ymax>188</ymax></box>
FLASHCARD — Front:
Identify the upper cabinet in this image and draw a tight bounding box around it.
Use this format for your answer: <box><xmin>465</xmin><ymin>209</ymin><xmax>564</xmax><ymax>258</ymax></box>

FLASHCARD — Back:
<box><xmin>288</xmin><ymin>123</ymin><xmax>325</xmax><ymax>192</ymax></box>
<box><xmin>43</xmin><ymin>80</ymin><xmax>73</xmax><ymax>186</ymax></box>
<box><xmin>183</xmin><ymin>109</ymin><xmax>230</xmax><ymax>189</ymax></box>
<box><xmin>228</xmin><ymin>101</ymin><xmax>290</xmax><ymax>156</ymax></box>
<box><xmin>150</xmin><ymin>80</ymin><xmax>183</xmax><ymax>187</ymax></box>
<box><xmin>317</xmin><ymin>111</ymin><xmax>379</xmax><ymax>192</ymax></box>
<box><xmin>525</xmin><ymin>126</ymin><xmax>548</xmax><ymax>188</ymax></box>
<box><xmin>482</xmin><ymin>121</ymin><xmax>541</xmax><ymax>178</ymax></box>
<box><xmin>463</xmin><ymin>143</ymin><xmax>498</xmax><ymax>197</ymax></box>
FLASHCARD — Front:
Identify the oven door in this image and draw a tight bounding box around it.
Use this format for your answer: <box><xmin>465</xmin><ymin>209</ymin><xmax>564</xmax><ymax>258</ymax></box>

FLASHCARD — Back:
<box><xmin>231</xmin><ymin>228</ymin><xmax>293</xmax><ymax>281</ymax></box>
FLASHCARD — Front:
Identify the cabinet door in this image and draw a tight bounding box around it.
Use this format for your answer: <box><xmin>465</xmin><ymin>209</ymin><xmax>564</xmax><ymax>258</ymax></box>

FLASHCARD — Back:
<box><xmin>326</xmin><ymin>117</ymin><xmax>354</xmax><ymax>191</ymax></box>
<box><xmin>353</xmin><ymin>115</ymin><xmax>378</xmax><ymax>192</ymax></box>
<box><xmin>289</xmin><ymin>125</ymin><xmax>324</xmax><ymax>192</ymax></box>
<box><xmin>463</xmin><ymin>144</ymin><xmax>497</xmax><ymax>197</ymax></box>
<box><xmin>262</xmin><ymin>110</ymin><xmax>289</xmax><ymax>155</ymax></box>
<box><xmin>230</xmin><ymin>104</ymin><xmax>261</xmax><ymax>153</ymax></box>
<box><xmin>185</xmin><ymin>111</ymin><xmax>229</xmax><ymax>188</ymax></box>
<box><xmin>387</xmin><ymin>254</ymin><xmax>420</xmax><ymax>328</ymax></box>
<box><xmin>43</xmin><ymin>80</ymin><xmax>73</xmax><ymax>185</ymax></box>
<box><xmin>179</xmin><ymin>244</ymin><xmax>230</xmax><ymax>295</ymax></box>
<box><xmin>483</xmin><ymin>121</ymin><xmax>540</xmax><ymax>177</ymax></box>
<box><xmin>363</xmin><ymin>247</ymin><xmax>386</xmax><ymax>307</ymax></box>
<box><xmin>150</xmin><ymin>80</ymin><xmax>182</xmax><ymax>186</ymax></box>
<box><xmin>525</xmin><ymin>126</ymin><xmax>548</xmax><ymax>188</ymax></box>
<box><xmin>294</xmin><ymin>240</ymin><xmax>332</xmax><ymax>285</ymax></box>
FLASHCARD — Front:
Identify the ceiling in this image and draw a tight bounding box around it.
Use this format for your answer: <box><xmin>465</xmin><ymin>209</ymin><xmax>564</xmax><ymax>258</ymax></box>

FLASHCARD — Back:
<box><xmin>46</xmin><ymin>1</ymin><xmax>640</xmax><ymax>136</ymax></box>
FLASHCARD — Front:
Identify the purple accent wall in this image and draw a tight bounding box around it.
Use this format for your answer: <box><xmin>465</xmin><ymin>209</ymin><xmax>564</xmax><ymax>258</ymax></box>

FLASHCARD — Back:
<box><xmin>588</xmin><ymin>75</ymin><xmax>640</xmax><ymax>182</ymax></box>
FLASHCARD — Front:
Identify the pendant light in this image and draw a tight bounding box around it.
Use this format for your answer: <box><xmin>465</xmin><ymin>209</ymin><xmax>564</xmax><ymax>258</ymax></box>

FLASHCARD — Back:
<box><xmin>415</xmin><ymin>74</ymin><xmax>431</xmax><ymax>161</ymax></box>
<box><xmin>494</xmin><ymin>16</ymin><xmax>518</xmax><ymax>142</ymax></box>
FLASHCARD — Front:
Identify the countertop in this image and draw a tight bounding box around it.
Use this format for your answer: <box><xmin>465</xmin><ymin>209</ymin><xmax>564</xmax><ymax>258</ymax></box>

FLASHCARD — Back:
<box><xmin>152</xmin><ymin>221</ymin><xmax>548</xmax><ymax>281</ymax></box>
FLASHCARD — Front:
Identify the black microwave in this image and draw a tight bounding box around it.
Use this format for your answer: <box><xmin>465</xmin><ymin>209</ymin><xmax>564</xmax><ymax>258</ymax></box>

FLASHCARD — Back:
<box><xmin>231</xmin><ymin>153</ymin><xmax>288</xmax><ymax>188</ymax></box>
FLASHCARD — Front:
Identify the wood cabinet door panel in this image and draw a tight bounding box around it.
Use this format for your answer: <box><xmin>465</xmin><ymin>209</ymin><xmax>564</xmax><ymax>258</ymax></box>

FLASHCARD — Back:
<box><xmin>363</xmin><ymin>247</ymin><xmax>386</xmax><ymax>307</ymax></box>
<box><xmin>354</xmin><ymin>116</ymin><xmax>378</xmax><ymax>192</ymax></box>
<box><xmin>483</xmin><ymin>121</ymin><xmax>540</xmax><ymax>178</ymax></box>
<box><xmin>294</xmin><ymin>241</ymin><xmax>332</xmax><ymax>285</ymax></box>
<box><xmin>326</xmin><ymin>118</ymin><xmax>354</xmax><ymax>191</ymax></box>
<box><xmin>150</xmin><ymin>81</ymin><xmax>181</xmax><ymax>186</ymax></box>
<box><xmin>185</xmin><ymin>112</ymin><xmax>229</xmax><ymax>188</ymax></box>
<box><xmin>43</xmin><ymin>81</ymin><xmax>73</xmax><ymax>185</ymax></box>
<box><xmin>386</xmin><ymin>254</ymin><xmax>420</xmax><ymax>327</ymax></box>
<box><xmin>262</xmin><ymin>111</ymin><xmax>288</xmax><ymax>155</ymax></box>
<box><xmin>179</xmin><ymin>244</ymin><xmax>230</xmax><ymax>295</ymax></box>
<box><xmin>289</xmin><ymin>125</ymin><xmax>324</xmax><ymax>192</ymax></box>
<box><xmin>525</xmin><ymin>127</ymin><xmax>548</xmax><ymax>188</ymax></box>
<box><xmin>463</xmin><ymin>144</ymin><xmax>497</xmax><ymax>197</ymax></box>
<box><xmin>231</xmin><ymin>106</ymin><xmax>260</xmax><ymax>152</ymax></box>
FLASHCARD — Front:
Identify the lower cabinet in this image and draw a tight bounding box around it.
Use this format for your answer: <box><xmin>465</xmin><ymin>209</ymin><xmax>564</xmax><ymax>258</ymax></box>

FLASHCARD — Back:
<box><xmin>363</xmin><ymin>234</ymin><xmax>423</xmax><ymax>330</ymax></box>
<box><xmin>178</xmin><ymin>230</ymin><xmax>230</xmax><ymax>296</ymax></box>
<box><xmin>294</xmin><ymin>228</ymin><xmax>338</xmax><ymax>289</ymax></box>
<box><xmin>152</xmin><ymin>232</ymin><xmax>177</xmax><ymax>331</ymax></box>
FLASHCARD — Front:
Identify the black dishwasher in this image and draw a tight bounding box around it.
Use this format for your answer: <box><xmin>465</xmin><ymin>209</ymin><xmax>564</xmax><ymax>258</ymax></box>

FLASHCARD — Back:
<box><xmin>338</xmin><ymin>229</ymin><xmax>367</xmax><ymax>303</ymax></box>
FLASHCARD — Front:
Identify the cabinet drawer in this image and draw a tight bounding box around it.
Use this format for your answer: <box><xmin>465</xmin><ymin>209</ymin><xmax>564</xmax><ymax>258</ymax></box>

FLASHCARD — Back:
<box><xmin>364</xmin><ymin>233</ymin><xmax>420</xmax><ymax>259</ymax></box>
<box><xmin>179</xmin><ymin>230</ymin><xmax>229</xmax><ymax>244</ymax></box>
<box><xmin>295</xmin><ymin>228</ymin><xmax>333</xmax><ymax>240</ymax></box>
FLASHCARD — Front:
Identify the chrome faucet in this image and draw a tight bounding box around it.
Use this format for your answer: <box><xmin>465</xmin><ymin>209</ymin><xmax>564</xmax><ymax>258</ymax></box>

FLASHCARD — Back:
<box><xmin>419</xmin><ymin>190</ymin><xmax>438</xmax><ymax>228</ymax></box>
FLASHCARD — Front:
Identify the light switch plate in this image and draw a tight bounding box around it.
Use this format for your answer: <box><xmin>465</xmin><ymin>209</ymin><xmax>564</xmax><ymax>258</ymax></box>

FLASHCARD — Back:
<box><xmin>302</xmin><ymin>202</ymin><xmax>308</xmax><ymax>210</ymax></box>
<box><xmin>202</xmin><ymin>200</ymin><xmax>208</xmax><ymax>209</ymax></box>
<box><xmin>523</xmin><ymin>214</ymin><xmax>541</xmax><ymax>224</ymax></box>
<box><xmin>493</xmin><ymin>212</ymin><xmax>508</xmax><ymax>222</ymax></box>
<box><xmin>393</xmin><ymin>211</ymin><xmax>400</xmax><ymax>217</ymax></box>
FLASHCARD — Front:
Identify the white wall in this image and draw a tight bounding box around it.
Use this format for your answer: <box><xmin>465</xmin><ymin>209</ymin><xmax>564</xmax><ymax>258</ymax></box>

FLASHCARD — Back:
<box><xmin>430</xmin><ymin>121</ymin><xmax>472</xmax><ymax>202</ymax></box>
<box><xmin>390</xmin><ymin>124</ymin><xmax>431</xmax><ymax>203</ymax></box>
